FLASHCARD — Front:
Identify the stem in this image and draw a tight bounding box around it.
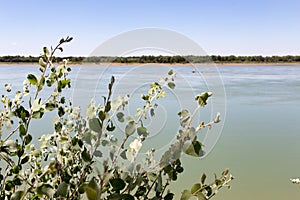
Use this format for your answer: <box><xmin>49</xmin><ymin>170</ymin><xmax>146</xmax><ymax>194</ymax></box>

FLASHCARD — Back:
<box><xmin>3</xmin><ymin>124</ymin><xmax>20</xmax><ymax>141</ymax></box>
<box><xmin>110</xmin><ymin>135</ymin><xmax>129</xmax><ymax>167</ymax></box>
<box><xmin>144</xmin><ymin>170</ymin><xmax>162</xmax><ymax>199</ymax></box>
<box><xmin>160</xmin><ymin>177</ymin><xmax>170</xmax><ymax>197</ymax></box>
<box><xmin>68</xmin><ymin>163</ymin><xmax>91</xmax><ymax>200</ymax></box>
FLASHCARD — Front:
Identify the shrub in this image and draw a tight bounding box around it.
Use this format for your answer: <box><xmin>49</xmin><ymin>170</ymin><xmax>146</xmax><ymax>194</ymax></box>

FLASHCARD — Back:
<box><xmin>0</xmin><ymin>37</ymin><xmax>233</xmax><ymax>200</ymax></box>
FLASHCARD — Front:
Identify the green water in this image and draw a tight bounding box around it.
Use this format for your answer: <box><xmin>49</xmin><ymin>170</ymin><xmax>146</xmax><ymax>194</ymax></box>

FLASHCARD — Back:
<box><xmin>1</xmin><ymin>65</ymin><xmax>300</xmax><ymax>199</ymax></box>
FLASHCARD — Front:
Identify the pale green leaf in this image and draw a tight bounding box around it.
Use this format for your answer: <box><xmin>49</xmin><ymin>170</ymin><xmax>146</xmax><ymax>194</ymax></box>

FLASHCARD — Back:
<box><xmin>56</xmin><ymin>182</ymin><xmax>69</xmax><ymax>197</ymax></box>
<box><xmin>191</xmin><ymin>183</ymin><xmax>201</xmax><ymax>195</ymax></box>
<box><xmin>168</xmin><ymin>82</ymin><xmax>175</xmax><ymax>89</ymax></box>
<box><xmin>180</xmin><ymin>189</ymin><xmax>192</xmax><ymax>200</ymax></box>
<box><xmin>85</xmin><ymin>187</ymin><xmax>98</xmax><ymax>200</ymax></box>
<box><xmin>11</xmin><ymin>190</ymin><xmax>24</xmax><ymax>200</ymax></box>
<box><xmin>116</xmin><ymin>112</ymin><xmax>124</xmax><ymax>122</ymax></box>
<box><xmin>196</xmin><ymin>193</ymin><xmax>207</xmax><ymax>200</ymax></box>
<box><xmin>89</xmin><ymin>118</ymin><xmax>102</xmax><ymax>133</ymax></box>
<box><xmin>125</xmin><ymin>120</ymin><xmax>136</xmax><ymax>136</ymax></box>
<box><xmin>37</xmin><ymin>184</ymin><xmax>55</xmax><ymax>198</ymax></box>
<box><xmin>84</xmin><ymin>178</ymin><xmax>99</xmax><ymax>200</ymax></box>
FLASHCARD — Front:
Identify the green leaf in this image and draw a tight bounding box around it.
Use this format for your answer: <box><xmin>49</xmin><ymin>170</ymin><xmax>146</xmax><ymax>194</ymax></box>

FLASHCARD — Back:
<box><xmin>55</xmin><ymin>122</ymin><xmax>62</xmax><ymax>132</ymax></box>
<box><xmin>184</xmin><ymin>140</ymin><xmax>205</xmax><ymax>157</ymax></box>
<box><xmin>12</xmin><ymin>165</ymin><xmax>20</xmax><ymax>174</ymax></box>
<box><xmin>82</xmin><ymin>149</ymin><xmax>91</xmax><ymax>162</ymax></box>
<box><xmin>116</xmin><ymin>112</ymin><xmax>125</xmax><ymax>122</ymax></box>
<box><xmin>195</xmin><ymin>92</ymin><xmax>212</xmax><ymax>107</ymax></box>
<box><xmin>110</xmin><ymin>178</ymin><xmax>126</xmax><ymax>191</ymax></box>
<box><xmin>43</xmin><ymin>47</ymin><xmax>50</xmax><ymax>56</ymax></box>
<box><xmin>78</xmin><ymin>183</ymin><xmax>87</xmax><ymax>194</ymax></box>
<box><xmin>60</xmin><ymin>97</ymin><xmax>66</xmax><ymax>104</ymax></box>
<box><xmin>56</xmin><ymin>182</ymin><xmax>69</xmax><ymax>197</ymax></box>
<box><xmin>21</xmin><ymin>155</ymin><xmax>29</xmax><ymax>164</ymax></box>
<box><xmin>201</xmin><ymin>173</ymin><xmax>206</xmax><ymax>184</ymax></box>
<box><xmin>27</xmin><ymin>74</ymin><xmax>38</xmax><ymax>85</ymax></box>
<box><xmin>180</xmin><ymin>189</ymin><xmax>192</xmax><ymax>200</ymax></box>
<box><xmin>98</xmin><ymin>110</ymin><xmax>105</xmax><ymax>121</ymax></box>
<box><xmin>93</xmin><ymin>150</ymin><xmax>102</xmax><ymax>157</ymax></box>
<box><xmin>89</xmin><ymin>118</ymin><xmax>102</xmax><ymax>133</ymax></box>
<box><xmin>66</xmin><ymin>36</ymin><xmax>73</xmax><ymax>42</ymax></box>
<box><xmin>164</xmin><ymin>193</ymin><xmax>174</xmax><ymax>200</ymax></box>
<box><xmin>222</xmin><ymin>168</ymin><xmax>229</xmax><ymax>176</ymax></box>
<box><xmin>160</xmin><ymin>150</ymin><xmax>171</xmax><ymax>168</ymax></box>
<box><xmin>105</xmin><ymin>102</ymin><xmax>111</xmax><ymax>112</ymax></box>
<box><xmin>191</xmin><ymin>183</ymin><xmax>201</xmax><ymax>195</ymax></box>
<box><xmin>85</xmin><ymin>187</ymin><xmax>98</xmax><ymax>200</ymax></box>
<box><xmin>106</xmin><ymin>121</ymin><xmax>115</xmax><ymax>131</ymax></box>
<box><xmin>13</xmin><ymin>176</ymin><xmax>22</xmax><ymax>186</ymax></box>
<box><xmin>168</xmin><ymin>82</ymin><xmax>176</xmax><ymax>89</ymax></box>
<box><xmin>4</xmin><ymin>140</ymin><xmax>18</xmax><ymax>153</ymax></box>
<box><xmin>39</xmin><ymin>57</ymin><xmax>47</xmax><ymax>67</ymax></box>
<box><xmin>107</xmin><ymin>193</ymin><xmax>122</xmax><ymax>200</ymax></box>
<box><xmin>37</xmin><ymin>183</ymin><xmax>55</xmax><ymax>198</ymax></box>
<box><xmin>84</xmin><ymin>178</ymin><xmax>99</xmax><ymax>200</ymax></box>
<box><xmin>88</xmin><ymin>178</ymin><xmax>99</xmax><ymax>190</ymax></box>
<box><xmin>150</xmin><ymin>108</ymin><xmax>155</xmax><ymax>117</ymax></box>
<box><xmin>125</xmin><ymin>120</ymin><xmax>136</xmax><ymax>136</ymax></box>
<box><xmin>58</xmin><ymin>107</ymin><xmax>65</xmax><ymax>117</ymax></box>
<box><xmin>59</xmin><ymin>135</ymin><xmax>69</xmax><ymax>144</ymax></box>
<box><xmin>122</xmin><ymin>194</ymin><xmax>135</xmax><ymax>200</ymax></box>
<box><xmin>11</xmin><ymin>190</ymin><xmax>24</xmax><ymax>200</ymax></box>
<box><xmin>4</xmin><ymin>180</ymin><xmax>14</xmax><ymax>191</ymax></box>
<box><xmin>204</xmin><ymin>186</ymin><xmax>212</xmax><ymax>197</ymax></box>
<box><xmin>58</xmin><ymin>79</ymin><xmax>71</xmax><ymax>89</ymax></box>
<box><xmin>19</xmin><ymin>124</ymin><xmax>26</xmax><ymax>136</ymax></box>
<box><xmin>120</xmin><ymin>150</ymin><xmax>127</xmax><ymax>160</ymax></box>
<box><xmin>196</xmin><ymin>193</ymin><xmax>207</xmax><ymax>200</ymax></box>
<box><xmin>137</xmin><ymin>126</ymin><xmax>148</xmax><ymax>137</ymax></box>
<box><xmin>83</xmin><ymin>132</ymin><xmax>92</xmax><ymax>145</ymax></box>
<box><xmin>45</xmin><ymin>103</ymin><xmax>56</xmax><ymax>111</ymax></box>
<box><xmin>193</xmin><ymin>140</ymin><xmax>204</xmax><ymax>157</ymax></box>
<box><xmin>33</xmin><ymin>149</ymin><xmax>42</xmax><ymax>157</ymax></box>
<box><xmin>178</xmin><ymin>109</ymin><xmax>190</xmax><ymax>128</ymax></box>
<box><xmin>32</xmin><ymin>110</ymin><xmax>44</xmax><ymax>119</ymax></box>
<box><xmin>38</xmin><ymin>76</ymin><xmax>45</xmax><ymax>92</ymax></box>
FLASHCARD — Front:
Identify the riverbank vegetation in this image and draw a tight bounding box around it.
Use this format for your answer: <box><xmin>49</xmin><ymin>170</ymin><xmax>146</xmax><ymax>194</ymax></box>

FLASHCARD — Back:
<box><xmin>1</xmin><ymin>55</ymin><xmax>300</xmax><ymax>64</ymax></box>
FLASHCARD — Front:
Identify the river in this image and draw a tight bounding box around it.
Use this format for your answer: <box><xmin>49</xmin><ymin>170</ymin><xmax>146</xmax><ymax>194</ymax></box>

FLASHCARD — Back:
<box><xmin>0</xmin><ymin>64</ymin><xmax>300</xmax><ymax>199</ymax></box>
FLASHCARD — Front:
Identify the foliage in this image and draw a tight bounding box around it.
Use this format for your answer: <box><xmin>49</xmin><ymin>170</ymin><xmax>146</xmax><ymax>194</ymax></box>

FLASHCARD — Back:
<box><xmin>0</xmin><ymin>37</ymin><xmax>233</xmax><ymax>199</ymax></box>
<box><xmin>1</xmin><ymin>54</ymin><xmax>300</xmax><ymax>64</ymax></box>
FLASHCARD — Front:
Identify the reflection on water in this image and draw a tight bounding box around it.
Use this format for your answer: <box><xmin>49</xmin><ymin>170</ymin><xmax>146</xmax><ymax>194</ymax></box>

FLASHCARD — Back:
<box><xmin>1</xmin><ymin>65</ymin><xmax>300</xmax><ymax>199</ymax></box>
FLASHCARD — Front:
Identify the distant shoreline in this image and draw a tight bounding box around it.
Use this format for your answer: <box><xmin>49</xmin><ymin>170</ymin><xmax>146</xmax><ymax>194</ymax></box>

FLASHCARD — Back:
<box><xmin>0</xmin><ymin>62</ymin><xmax>300</xmax><ymax>67</ymax></box>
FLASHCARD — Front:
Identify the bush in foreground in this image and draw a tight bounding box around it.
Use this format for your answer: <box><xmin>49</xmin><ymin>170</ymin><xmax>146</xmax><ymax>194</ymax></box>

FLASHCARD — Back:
<box><xmin>0</xmin><ymin>37</ymin><xmax>233</xmax><ymax>200</ymax></box>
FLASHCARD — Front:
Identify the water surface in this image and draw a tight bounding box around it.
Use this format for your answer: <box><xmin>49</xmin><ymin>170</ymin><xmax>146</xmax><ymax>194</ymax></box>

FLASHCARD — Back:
<box><xmin>1</xmin><ymin>65</ymin><xmax>300</xmax><ymax>199</ymax></box>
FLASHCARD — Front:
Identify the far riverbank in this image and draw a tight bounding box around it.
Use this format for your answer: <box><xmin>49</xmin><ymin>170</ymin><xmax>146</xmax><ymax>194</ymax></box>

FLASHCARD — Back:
<box><xmin>1</xmin><ymin>62</ymin><xmax>300</xmax><ymax>67</ymax></box>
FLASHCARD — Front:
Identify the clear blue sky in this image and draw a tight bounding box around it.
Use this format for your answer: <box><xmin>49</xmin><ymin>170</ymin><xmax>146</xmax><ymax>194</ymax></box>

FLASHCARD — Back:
<box><xmin>0</xmin><ymin>0</ymin><xmax>299</xmax><ymax>56</ymax></box>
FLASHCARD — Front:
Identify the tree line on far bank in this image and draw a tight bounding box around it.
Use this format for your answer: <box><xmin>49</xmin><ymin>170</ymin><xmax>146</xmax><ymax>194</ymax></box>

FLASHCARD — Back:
<box><xmin>1</xmin><ymin>55</ymin><xmax>300</xmax><ymax>64</ymax></box>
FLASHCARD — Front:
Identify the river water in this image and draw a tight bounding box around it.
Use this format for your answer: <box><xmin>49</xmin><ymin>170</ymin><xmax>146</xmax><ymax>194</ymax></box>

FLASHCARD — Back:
<box><xmin>1</xmin><ymin>65</ymin><xmax>300</xmax><ymax>199</ymax></box>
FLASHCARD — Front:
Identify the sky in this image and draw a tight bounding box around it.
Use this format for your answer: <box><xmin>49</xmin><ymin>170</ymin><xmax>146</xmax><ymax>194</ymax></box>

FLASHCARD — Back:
<box><xmin>0</xmin><ymin>0</ymin><xmax>299</xmax><ymax>56</ymax></box>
